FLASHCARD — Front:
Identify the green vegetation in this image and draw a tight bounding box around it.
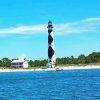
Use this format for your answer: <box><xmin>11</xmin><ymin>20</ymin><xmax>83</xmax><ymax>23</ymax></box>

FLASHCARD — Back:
<box><xmin>1</xmin><ymin>52</ymin><xmax>100</xmax><ymax>68</ymax></box>
<box><xmin>0</xmin><ymin>58</ymin><xmax>11</xmax><ymax>68</ymax></box>
<box><xmin>56</xmin><ymin>52</ymin><xmax>100</xmax><ymax>66</ymax></box>
<box><xmin>28</xmin><ymin>59</ymin><xmax>47</xmax><ymax>68</ymax></box>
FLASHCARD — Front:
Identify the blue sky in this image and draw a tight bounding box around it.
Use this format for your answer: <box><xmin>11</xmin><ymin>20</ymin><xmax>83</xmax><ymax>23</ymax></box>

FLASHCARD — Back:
<box><xmin>0</xmin><ymin>0</ymin><xmax>100</xmax><ymax>60</ymax></box>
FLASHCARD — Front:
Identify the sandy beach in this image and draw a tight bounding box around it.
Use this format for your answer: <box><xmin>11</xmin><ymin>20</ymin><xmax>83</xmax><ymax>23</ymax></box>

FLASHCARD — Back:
<box><xmin>0</xmin><ymin>66</ymin><xmax>100</xmax><ymax>73</ymax></box>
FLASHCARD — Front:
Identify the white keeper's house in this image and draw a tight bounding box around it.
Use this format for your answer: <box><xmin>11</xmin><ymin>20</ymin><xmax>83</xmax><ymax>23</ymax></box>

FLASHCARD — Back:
<box><xmin>11</xmin><ymin>58</ymin><xmax>28</xmax><ymax>68</ymax></box>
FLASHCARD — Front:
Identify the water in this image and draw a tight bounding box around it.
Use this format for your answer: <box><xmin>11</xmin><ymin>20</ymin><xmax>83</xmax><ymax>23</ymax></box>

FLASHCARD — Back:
<box><xmin>0</xmin><ymin>69</ymin><xmax>100</xmax><ymax>100</ymax></box>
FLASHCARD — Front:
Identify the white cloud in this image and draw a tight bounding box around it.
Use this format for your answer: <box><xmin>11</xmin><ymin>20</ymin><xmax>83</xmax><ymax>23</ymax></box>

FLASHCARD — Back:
<box><xmin>83</xmin><ymin>18</ymin><xmax>100</xmax><ymax>21</ymax></box>
<box><xmin>54</xmin><ymin>17</ymin><xmax>100</xmax><ymax>35</ymax></box>
<box><xmin>0</xmin><ymin>25</ymin><xmax>46</xmax><ymax>34</ymax></box>
<box><xmin>0</xmin><ymin>17</ymin><xmax>100</xmax><ymax>36</ymax></box>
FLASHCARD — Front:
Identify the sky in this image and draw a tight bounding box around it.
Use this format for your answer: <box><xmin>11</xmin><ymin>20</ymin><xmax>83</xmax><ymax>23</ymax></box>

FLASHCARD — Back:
<box><xmin>0</xmin><ymin>0</ymin><xmax>100</xmax><ymax>60</ymax></box>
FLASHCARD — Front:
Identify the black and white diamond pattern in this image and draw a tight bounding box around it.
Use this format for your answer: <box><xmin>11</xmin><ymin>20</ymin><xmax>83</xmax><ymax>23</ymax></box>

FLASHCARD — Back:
<box><xmin>47</xmin><ymin>21</ymin><xmax>55</xmax><ymax>67</ymax></box>
<box><xmin>48</xmin><ymin>46</ymin><xmax>54</xmax><ymax>59</ymax></box>
<box><xmin>48</xmin><ymin>30</ymin><xmax>52</xmax><ymax>34</ymax></box>
<box><xmin>48</xmin><ymin>35</ymin><xmax>53</xmax><ymax>44</ymax></box>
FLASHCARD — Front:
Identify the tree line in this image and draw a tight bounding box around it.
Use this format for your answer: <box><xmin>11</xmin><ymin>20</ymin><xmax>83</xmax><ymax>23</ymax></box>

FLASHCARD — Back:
<box><xmin>56</xmin><ymin>52</ymin><xmax>100</xmax><ymax>65</ymax></box>
<box><xmin>0</xmin><ymin>52</ymin><xmax>100</xmax><ymax>68</ymax></box>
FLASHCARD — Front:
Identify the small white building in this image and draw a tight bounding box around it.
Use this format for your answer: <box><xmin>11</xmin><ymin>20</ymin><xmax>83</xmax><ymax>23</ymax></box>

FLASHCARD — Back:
<box><xmin>11</xmin><ymin>59</ymin><xmax>28</xmax><ymax>68</ymax></box>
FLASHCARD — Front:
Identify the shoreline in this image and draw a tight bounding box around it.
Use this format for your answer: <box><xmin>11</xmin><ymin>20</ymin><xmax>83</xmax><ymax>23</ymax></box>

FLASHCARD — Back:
<box><xmin>0</xmin><ymin>66</ymin><xmax>100</xmax><ymax>73</ymax></box>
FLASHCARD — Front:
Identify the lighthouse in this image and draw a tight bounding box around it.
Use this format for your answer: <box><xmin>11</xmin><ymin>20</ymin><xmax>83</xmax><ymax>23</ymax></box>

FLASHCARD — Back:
<box><xmin>47</xmin><ymin>21</ymin><xmax>56</xmax><ymax>67</ymax></box>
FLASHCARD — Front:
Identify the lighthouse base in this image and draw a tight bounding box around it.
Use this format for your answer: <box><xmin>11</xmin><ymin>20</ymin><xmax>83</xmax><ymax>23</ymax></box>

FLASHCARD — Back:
<box><xmin>46</xmin><ymin>62</ymin><xmax>55</xmax><ymax>68</ymax></box>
